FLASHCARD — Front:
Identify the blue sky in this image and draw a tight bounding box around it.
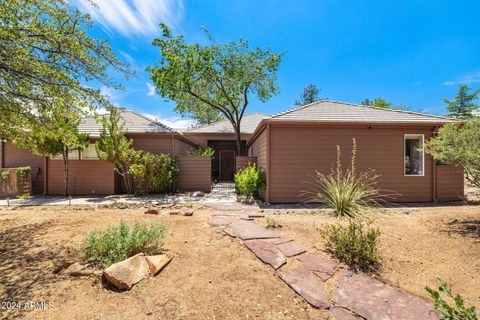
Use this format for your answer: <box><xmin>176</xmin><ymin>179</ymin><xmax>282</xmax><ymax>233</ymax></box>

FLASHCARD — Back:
<box><xmin>74</xmin><ymin>0</ymin><xmax>480</xmax><ymax>128</ymax></box>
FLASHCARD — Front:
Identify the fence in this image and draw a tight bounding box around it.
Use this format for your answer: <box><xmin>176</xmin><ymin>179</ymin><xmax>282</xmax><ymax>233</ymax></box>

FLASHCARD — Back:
<box><xmin>436</xmin><ymin>164</ymin><xmax>464</xmax><ymax>201</ymax></box>
<box><xmin>0</xmin><ymin>168</ymin><xmax>32</xmax><ymax>198</ymax></box>
<box><xmin>176</xmin><ymin>156</ymin><xmax>212</xmax><ymax>192</ymax></box>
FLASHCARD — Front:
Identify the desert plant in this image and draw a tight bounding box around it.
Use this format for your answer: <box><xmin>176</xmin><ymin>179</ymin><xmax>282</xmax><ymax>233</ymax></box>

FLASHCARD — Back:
<box><xmin>426</xmin><ymin>279</ymin><xmax>477</xmax><ymax>320</ymax></box>
<box><xmin>324</xmin><ymin>219</ymin><xmax>381</xmax><ymax>272</ymax></box>
<box><xmin>304</xmin><ymin>138</ymin><xmax>381</xmax><ymax>217</ymax></box>
<box><xmin>81</xmin><ymin>220</ymin><xmax>168</xmax><ymax>268</ymax></box>
<box><xmin>187</xmin><ymin>147</ymin><xmax>215</xmax><ymax>157</ymax></box>
<box><xmin>234</xmin><ymin>163</ymin><xmax>266</xmax><ymax>197</ymax></box>
<box><xmin>266</xmin><ymin>216</ymin><xmax>280</xmax><ymax>228</ymax></box>
<box><xmin>15</xmin><ymin>166</ymin><xmax>31</xmax><ymax>179</ymax></box>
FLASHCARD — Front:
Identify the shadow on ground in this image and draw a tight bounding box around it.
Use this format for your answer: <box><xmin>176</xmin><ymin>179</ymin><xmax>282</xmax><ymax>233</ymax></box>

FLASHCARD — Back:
<box><xmin>443</xmin><ymin>219</ymin><xmax>480</xmax><ymax>240</ymax></box>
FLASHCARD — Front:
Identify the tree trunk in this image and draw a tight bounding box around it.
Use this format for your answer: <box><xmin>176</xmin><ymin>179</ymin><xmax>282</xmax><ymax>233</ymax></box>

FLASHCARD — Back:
<box><xmin>63</xmin><ymin>149</ymin><xmax>69</xmax><ymax>197</ymax></box>
<box><xmin>234</xmin><ymin>124</ymin><xmax>243</xmax><ymax>155</ymax></box>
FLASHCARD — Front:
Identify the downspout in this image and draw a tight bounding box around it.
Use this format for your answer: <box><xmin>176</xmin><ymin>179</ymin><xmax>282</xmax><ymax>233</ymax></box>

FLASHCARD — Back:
<box><xmin>266</xmin><ymin>124</ymin><xmax>271</xmax><ymax>203</ymax></box>
<box><xmin>431</xmin><ymin>126</ymin><xmax>437</xmax><ymax>202</ymax></box>
<box><xmin>0</xmin><ymin>138</ymin><xmax>3</xmax><ymax>168</ymax></box>
<box><xmin>44</xmin><ymin>157</ymin><xmax>48</xmax><ymax>196</ymax></box>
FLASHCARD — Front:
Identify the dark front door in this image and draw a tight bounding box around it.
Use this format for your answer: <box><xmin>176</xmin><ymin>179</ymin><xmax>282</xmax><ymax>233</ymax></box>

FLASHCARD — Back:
<box><xmin>219</xmin><ymin>150</ymin><xmax>235</xmax><ymax>181</ymax></box>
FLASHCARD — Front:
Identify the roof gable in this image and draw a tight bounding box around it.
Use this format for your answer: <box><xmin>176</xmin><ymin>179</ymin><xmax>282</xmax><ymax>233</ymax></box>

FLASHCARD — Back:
<box><xmin>269</xmin><ymin>100</ymin><xmax>455</xmax><ymax>124</ymax></box>
<box><xmin>185</xmin><ymin>113</ymin><xmax>269</xmax><ymax>134</ymax></box>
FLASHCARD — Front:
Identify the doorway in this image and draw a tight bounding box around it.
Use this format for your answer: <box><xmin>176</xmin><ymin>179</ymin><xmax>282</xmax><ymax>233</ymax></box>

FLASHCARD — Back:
<box><xmin>219</xmin><ymin>150</ymin><xmax>235</xmax><ymax>182</ymax></box>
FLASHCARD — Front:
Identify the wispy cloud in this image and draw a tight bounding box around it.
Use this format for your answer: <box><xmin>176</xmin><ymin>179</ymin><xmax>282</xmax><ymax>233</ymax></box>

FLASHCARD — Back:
<box><xmin>74</xmin><ymin>0</ymin><xmax>184</xmax><ymax>36</ymax></box>
<box><xmin>142</xmin><ymin>113</ymin><xmax>195</xmax><ymax>130</ymax></box>
<box><xmin>146</xmin><ymin>82</ymin><xmax>156</xmax><ymax>96</ymax></box>
<box><xmin>444</xmin><ymin>69</ymin><xmax>480</xmax><ymax>86</ymax></box>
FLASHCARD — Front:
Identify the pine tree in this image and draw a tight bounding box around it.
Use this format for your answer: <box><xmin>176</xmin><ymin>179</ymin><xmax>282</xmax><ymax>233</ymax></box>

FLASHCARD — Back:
<box><xmin>295</xmin><ymin>84</ymin><xmax>321</xmax><ymax>106</ymax></box>
<box><xmin>445</xmin><ymin>84</ymin><xmax>480</xmax><ymax>119</ymax></box>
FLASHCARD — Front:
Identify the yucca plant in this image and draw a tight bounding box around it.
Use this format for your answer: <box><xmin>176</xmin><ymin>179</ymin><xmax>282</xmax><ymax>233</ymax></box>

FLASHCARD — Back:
<box><xmin>304</xmin><ymin>138</ymin><xmax>381</xmax><ymax>217</ymax></box>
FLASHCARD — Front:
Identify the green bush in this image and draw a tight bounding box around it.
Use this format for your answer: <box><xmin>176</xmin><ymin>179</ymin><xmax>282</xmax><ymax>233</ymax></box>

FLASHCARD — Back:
<box><xmin>324</xmin><ymin>220</ymin><xmax>381</xmax><ymax>273</ymax></box>
<box><xmin>0</xmin><ymin>170</ymin><xmax>10</xmax><ymax>180</ymax></box>
<box><xmin>304</xmin><ymin>139</ymin><xmax>381</xmax><ymax>218</ymax></box>
<box><xmin>81</xmin><ymin>220</ymin><xmax>168</xmax><ymax>268</ymax></box>
<box><xmin>234</xmin><ymin>163</ymin><xmax>266</xmax><ymax>197</ymax></box>
<box><xmin>129</xmin><ymin>151</ymin><xmax>179</xmax><ymax>194</ymax></box>
<box><xmin>15</xmin><ymin>166</ymin><xmax>31</xmax><ymax>179</ymax></box>
<box><xmin>266</xmin><ymin>216</ymin><xmax>280</xmax><ymax>228</ymax></box>
<box><xmin>426</xmin><ymin>279</ymin><xmax>477</xmax><ymax>320</ymax></box>
<box><xmin>187</xmin><ymin>147</ymin><xmax>215</xmax><ymax>157</ymax></box>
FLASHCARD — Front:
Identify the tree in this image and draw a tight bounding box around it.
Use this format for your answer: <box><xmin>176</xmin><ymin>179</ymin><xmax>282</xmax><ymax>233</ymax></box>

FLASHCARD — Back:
<box><xmin>96</xmin><ymin>108</ymin><xmax>136</xmax><ymax>194</ymax></box>
<box><xmin>444</xmin><ymin>84</ymin><xmax>480</xmax><ymax>119</ymax></box>
<box><xmin>426</xmin><ymin>118</ymin><xmax>480</xmax><ymax>189</ymax></box>
<box><xmin>295</xmin><ymin>84</ymin><xmax>321</xmax><ymax>106</ymax></box>
<box><xmin>0</xmin><ymin>0</ymin><xmax>132</xmax><ymax>142</ymax></box>
<box><xmin>361</xmin><ymin>97</ymin><xmax>408</xmax><ymax>110</ymax></box>
<box><xmin>148</xmin><ymin>24</ymin><xmax>283</xmax><ymax>155</ymax></box>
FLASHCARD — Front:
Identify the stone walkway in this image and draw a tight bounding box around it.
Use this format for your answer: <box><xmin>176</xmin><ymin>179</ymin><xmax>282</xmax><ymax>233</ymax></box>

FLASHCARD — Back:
<box><xmin>209</xmin><ymin>212</ymin><xmax>439</xmax><ymax>320</ymax></box>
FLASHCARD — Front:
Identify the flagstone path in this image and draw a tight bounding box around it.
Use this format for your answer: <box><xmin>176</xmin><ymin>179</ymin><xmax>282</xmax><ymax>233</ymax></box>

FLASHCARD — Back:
<box><xmin>209</xmin><ymin>212</ymin><xmax>439</xmax><ymax>320</ymax></box>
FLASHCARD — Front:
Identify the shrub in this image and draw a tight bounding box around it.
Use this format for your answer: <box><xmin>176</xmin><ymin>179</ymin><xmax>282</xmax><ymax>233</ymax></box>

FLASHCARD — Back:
<box><xmin>81</xmin><ymin>220</ymin><xmax>168</xmax><ymax>268</ymax></box>
<box><xmin>324</xmin><ymin>220</ymin><xmax>381</xmax><ymax>272</ymax></box>
<box><xmin>15</xmin><ymin>166</ymin><xmax>31</xmax><ymax>179</ymax></box>
<box><xmin>303</xmin><ymin>138</ymin><xmax>381</xmax><ymax>218</ymax></box>
<box><xmin>0</xmin><ymin>170</ymin><xmax>10</xmax><ymax>180</ymax></box>
<box><xmin>129</xmin><ymin>151</ymin><xmax>179</xmax><ymax>194</ymax></box>
<box><xmin>187</xmin><ymin>147</ymin><xmax>215</xmax><ymax>157</ymax></box>
<box><xmin>234</xmin><ymin>163</ymin><xmax>266</xmax><ymax>197</ymax></box>
<box><xmin>426</xmin><ymin>279</ymin><xmax>477</xmax><ymax>320</ymax></box>
<box><xmin>266</xmin><ymin>216</ymin><xmax>280</xmax><ymax>228</ymax></box>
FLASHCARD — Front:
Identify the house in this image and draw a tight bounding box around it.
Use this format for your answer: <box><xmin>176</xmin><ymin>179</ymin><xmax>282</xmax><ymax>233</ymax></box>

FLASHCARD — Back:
<box><xmin>182</xmin><ymin>113</ymin><xmax>266</xmax><ymax>182</ymax></box>
<box><xmin>247</xmin><ymin>100</ymin><xmax>464</xmax><ymax>203</ymax></box>
<box><xmin>0</xmin><ymin>111</ymin><xmax>197</xmax><ymax>195</ymax></box>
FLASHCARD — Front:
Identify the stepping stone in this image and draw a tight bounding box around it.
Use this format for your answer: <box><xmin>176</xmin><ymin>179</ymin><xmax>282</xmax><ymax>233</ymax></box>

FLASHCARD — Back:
<box><xmin>276</xmin><ymin>265</ymin><xmax>330</xmax><ymax>309</ymax></box>
<box><xmin>208</xmin><ymin>216</ymin><xmax>232</xmax><ymax>227</ymax></box>
<box><xmin>248</xmin><ymin>212</ymin><xmax>265</xmax><ymax>218</ymax></box>
<box><xmin>271</xmin><ymin>237</ymin><xmax>293</xmax><ymax>245</ymax></box>
<box><xmin>330</xmin><ymin>307</ymin><xmax>361</xmax><ymax>320</ymax></box>
<box><xmin>228</xmin><ymin>220</ymin><xmax>280</xmax><ymax>240</ymax></box>
<box><xmin>244</xmin><ymin>240</ymin><xmax>286</xmax><ymax>269</ymax></box>
<box><xmin>297</xmin><ymin>253</ymin><xmax>336</xmax><ymax>281</ymax></box>
<box><xmin>333</xmin><ymin>271</ymin><xmax>438</xmax><ymax>320</ymax></box>
<box><xmin>276</xmin><ymin>240</ymin><xmax>306</xmax><ymax>257</ymax></box>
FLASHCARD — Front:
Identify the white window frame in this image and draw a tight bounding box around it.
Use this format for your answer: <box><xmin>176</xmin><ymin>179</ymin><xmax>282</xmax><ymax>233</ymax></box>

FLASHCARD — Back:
<box><xmin>403</xmin><ymin>134</ymin><xmax>425</xmax><ymax>177</ymax></box>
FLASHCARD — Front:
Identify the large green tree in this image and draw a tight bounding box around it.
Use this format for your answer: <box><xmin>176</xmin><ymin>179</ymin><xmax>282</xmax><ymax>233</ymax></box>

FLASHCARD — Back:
<box><xmin>444</xmin><ymin>84</ymin><xmax>480</xmax><ymax>119</ymax></box>
<box><xmin>426</xmin><ymin>118</ymin><xmax>480</xmax><ymax>189</ymax></box>
<box><xmin>148</xmin><ymin>24</ymin><xmax>283</xmax><ymax>154</ymax></box>
<box><xmin>0</xmin><ymin>0</ymin><xmax>131</xmax><ymax>142</ymax></box>
<box><xmin>361</xmin><ymin>98</ymin><xmax>407</xmax><ymax>110</ymax></box>
<box><xmin>295</xmin><ymin>84</ymin><xmax>321</xmax><ymax>106</ymax></box>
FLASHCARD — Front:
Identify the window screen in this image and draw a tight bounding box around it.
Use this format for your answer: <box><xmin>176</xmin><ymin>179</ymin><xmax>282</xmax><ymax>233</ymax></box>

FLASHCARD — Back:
<box><xmin>404</xmin><ymin>134</ymin><xmax>424</xmax><ymax>176</ymax></box>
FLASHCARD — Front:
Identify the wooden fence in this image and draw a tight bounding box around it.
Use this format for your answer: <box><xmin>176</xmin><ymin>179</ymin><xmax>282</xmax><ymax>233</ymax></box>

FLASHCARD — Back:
<box><xmin>176</xmin><ymin>156</ymin><xmax>212</xmax><ymax>192</ymax></box>
<box><xmin>436</xmin><ymin>165</ymin><xmax>464</xmax><ymax>201</ymax></box>
<box><xmin>0</xmin><ymin>168</ymin><xmax>32</xmax><ymax>198</ymax></box>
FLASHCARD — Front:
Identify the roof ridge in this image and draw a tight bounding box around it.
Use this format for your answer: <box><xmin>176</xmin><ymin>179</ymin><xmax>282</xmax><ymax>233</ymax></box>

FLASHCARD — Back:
<box><xmin>125</xmin><ymin>110</ymin><xmax>174</xmax><ymax>132</ymax></box>
<box><xmin>269</xmin><ymin>99</ymin><xmax>327</xmax><ymax>119</ymax></box>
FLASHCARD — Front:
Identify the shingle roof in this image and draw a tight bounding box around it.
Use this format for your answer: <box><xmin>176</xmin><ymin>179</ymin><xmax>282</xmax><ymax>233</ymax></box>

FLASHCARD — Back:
<box><xmin>268</xmin><ymin>100</ymin><xmax>456</xmax><ymax>124</ymax></box>
<box><xmin>184</xmin><ymin>113</ymin><xmax>269</xmax><ymax>134</ymax></box>
<box><xmin>79</xmin><ymin>110</ymin><xmax>173</xmax><ymax>137</ymax></box>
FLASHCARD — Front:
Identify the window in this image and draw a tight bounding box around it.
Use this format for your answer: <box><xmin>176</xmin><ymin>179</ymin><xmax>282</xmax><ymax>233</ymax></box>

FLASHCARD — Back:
<box><xmin>81</xmin><ymin>143</ymin><xmax>99</xmax><ymax>160</ymax></box>
<box><xmin>404</xmin><ymin>134</ymin><xmax>424</xmax><ymax>176</ymax></box>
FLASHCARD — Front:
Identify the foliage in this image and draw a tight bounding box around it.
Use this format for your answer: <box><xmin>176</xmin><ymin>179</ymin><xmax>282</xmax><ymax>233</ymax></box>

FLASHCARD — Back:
<box><xmin>444</xmin><ymin>84</ymin><xmax>480</xmax><ymax>120</ymax></box>
<box><xmin>426</xmin><ymin>279</ymin><xmax>477</xmax><ymax>320</ymax></box>
<box><xmin>324</xmin><ymin>220</ymin><xmax>381</xmax><ymax>272</ymax></box>
<box><xmin>148</xmin><ymin>24</ymin><xmax>283</xmax><ymax>154</ymax></box>
<box><xmin>81</xmin><ymin>220</ymin><xmax>168</xmax><ymax>268</ymax></box>
<box><xmin>187</xmin><ymin>147</ymin><xmax>215</xmax><ymax>157</ymax></box>
<box><xmin>361</xmin><ymin>98</ymin><xmax>407</xmax><ymax>110</ymax></box>
<box><xmin>129</xmin><ymin>151</ymin><xmax>179</xmax><ymax>194</ymax></box>
<box><xmin>234</xmin><ymin>163</ymin><xmax>266</xmax><ymax>197</ymax></box>
<box><xmin>0</xmin><ymin>0</ymin><xmax>132</xmax><ymax>141</ymax></box>
<box><xmin>266</xmin><ymin>216</ymin><xmax>280</xmax><ymax>228</ymax></box>
<box><xmin>96</xmin><ymin>107</ymin><xmax>137</xmax><ymax>194</ymax></box>
<box><xmin>426</xmin><ymin>118</ymin><xmax>480</xmax><ymax>189</ymax></box>
<box><xmin>295</xmin><ymin>84</ymin><xmax>321</xmax><ymax>106</ymax></box>
<box><xmin>15</xmin><ymin>167</ymin><xmax>31</xmax><ymax>179</ymax></box>
<box><xmin>0</xmin><ymin>170</ymin><xmax>10</xmax><ymax>181</ymax></box>
<box><xmin>303</xmin><ymin>138</ymin><xmax>381</xmax><ymax>218</ymax></box>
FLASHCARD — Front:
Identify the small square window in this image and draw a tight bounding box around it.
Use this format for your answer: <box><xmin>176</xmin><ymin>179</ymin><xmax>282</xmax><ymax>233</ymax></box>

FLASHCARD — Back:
<box><xmin>404</xmin><ymin>134</ymin><xmax>424</xmax><ymax>176</ymax></box>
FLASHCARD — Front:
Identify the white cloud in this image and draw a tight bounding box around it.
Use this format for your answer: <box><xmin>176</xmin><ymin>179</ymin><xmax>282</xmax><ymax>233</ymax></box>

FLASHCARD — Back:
<box><xmin>146</xmin><ymin>82</ymin><xmax>156</xmax><ymax>96</ymax></box>
<box><xmin>100</xmin><ymin>86</ymin><xmax>121</xmax><ymax>100</ymax></box>
<box><xmin>142</xmin><ymin>113</ymin><xmax>195</xmax><ymax>130</ymax></box>
<box><xmin>444</xmin><ymin>69</ymin><xmax>480</xmax><ymax>86</ymax></box>
<box><xmin>74</xmin><ymin>0</ymin><xmax>184</xmax><ymax>36</ymax></box>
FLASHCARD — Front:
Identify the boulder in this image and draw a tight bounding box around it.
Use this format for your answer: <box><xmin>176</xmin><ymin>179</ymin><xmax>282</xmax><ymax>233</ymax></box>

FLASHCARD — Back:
<box><xmin>192</xmin><ymin>191</ymin><xmax>204</xmax><ymax>197</ymax></box>
<box><xmin>183</xmin><ymin>209</ymin><xmax>194</xmax><ymax>216</ymax></box>
<box><xmin>145</xmin><ymin>254</ymin><xmax>172</xmax><ymax>276</ymax></box>
<box><xmin>144</xmin><ymin>208</ymin><xmax>159</xmax><ymax>215</ymax></box>
<box><xmin>103</xmin><ymin>253</ymin><xmax>150</xmax><ymax>290</ymax></box>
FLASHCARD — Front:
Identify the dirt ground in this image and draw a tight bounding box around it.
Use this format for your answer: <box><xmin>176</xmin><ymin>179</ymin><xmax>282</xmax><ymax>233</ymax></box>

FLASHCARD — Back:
<box><xmin>0</xmin><ymin>203</ymin><xmax>479</xmax><ymax>319</ymax></box>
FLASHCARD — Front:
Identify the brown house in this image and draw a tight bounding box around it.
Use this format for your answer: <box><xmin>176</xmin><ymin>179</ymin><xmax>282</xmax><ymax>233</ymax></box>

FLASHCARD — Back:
<box><xmin>0</xmin><ymin>111</ymin><xmax>197</xmax><ymax>195</ymax></box>
<box><xmin>247</xmin><ymin>100</ymin><xmax>464</xmax><ymax>203</ymax></box>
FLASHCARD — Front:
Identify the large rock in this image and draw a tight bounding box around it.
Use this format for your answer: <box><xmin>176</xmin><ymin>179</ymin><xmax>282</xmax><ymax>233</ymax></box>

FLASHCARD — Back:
<box><xmin>276</xmin><ymin>265</ymin><xmax>330</xmax><ymax>309</ymax></box>
<box><xmin>226</xmin><ymin>220</ymin><xmax>280</xmax><ymax>240</ymax></box>
<box><xmin>297</xmin><ymin>253</ymin><xmax>336</xmax><ymax>281</ymax></box>
<box><xmin>145</xmin><ymin>254</ymin><xmax>172</xmax><ymax>276</ymax></box>
<box><xmin>333</xmin><ymin>271</ymin><xmax>438</xmax><ymax>320</ymax></box>
<box><xmin>244</xmin><ymin>240</ymin><xmax>286</xmax><ymax>269</ymax></box>
<box><xmin>103</xmin><ymin>253</ymin><xmax>150</xmax><ymax>290</ymax></box>
<box><xmin>330</xmin><ymin>307</ymin><xmax>362</xmax><ymax>319</ymax></box>
<box><xmin>275</xmin><ymin>240</ymin><xmax>306</xmax><ymax>257</ymax></box>
<box><xmin>144</xmin><ymin>208</ymin><xmax>159</xmax><ymax>215</ymax></box>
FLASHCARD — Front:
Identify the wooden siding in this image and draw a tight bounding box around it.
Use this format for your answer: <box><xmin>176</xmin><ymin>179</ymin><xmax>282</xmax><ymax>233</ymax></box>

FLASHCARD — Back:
<box><xmin>0</xmin><ymin>169</ymin><xmax>31</xmax><ymax>197</ymax></box>
<box><xmin>3</xmin><ymin>141</ymin><xmax>45</xmax><ymax>194</ymax></box>
<box><xmin>47</xmin><ymin>160</ymin><xmax>114</xmax><ymax>195</ymax></box>
<box><xmin>249</xmin><ymin>128</ymin><xmax>268</xmax><ymax>201</ymax></box>
<box><xmin>236</xmin><ymin>156</ymin><xmax>257</xmax><ymax>172</ymax></box>
<box><xmin>176</xmin><ymin>156</ymin><xmax>212</xmax><ymax>192</ymax></box>
<box><xmin>182</xmin><ymin>133</ymin><xmax>252</xmax><ymax>149</ymax></box>
<box><xmin>132</xmin><ymin>136</ymin><xmax>173</xmax><ymax>155</ymax></box>
<box><xmin>174</xmin><ymin>137</ymin><xmax>194</xmax><ymax>156</ymax></box>
<box><xmin>268</xmin><ymin>125</ymin><xmax>435</xmax><ymax>203</ymax></box>
<box><xmin>436</xmin><ymin>165</ymin><xmax>464</xmax><ymax>201</ymax></box>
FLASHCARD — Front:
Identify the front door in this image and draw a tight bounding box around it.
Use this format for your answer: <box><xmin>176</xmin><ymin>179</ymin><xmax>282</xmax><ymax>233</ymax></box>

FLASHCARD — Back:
<box><xmin>219</xmin><ymin>150</ymin><xmax>235</xmax><ymax>181</ymax></box>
